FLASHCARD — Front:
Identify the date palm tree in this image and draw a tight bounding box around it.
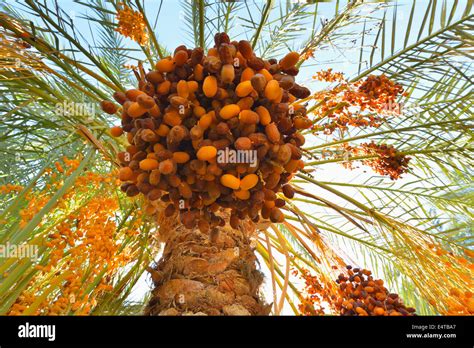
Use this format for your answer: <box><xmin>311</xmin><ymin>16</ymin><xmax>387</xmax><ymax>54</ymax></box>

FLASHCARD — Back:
<box><xmin>0</xmin><ymin>0</ymin><xmax>472</xmax><ymax>316</ymax></box>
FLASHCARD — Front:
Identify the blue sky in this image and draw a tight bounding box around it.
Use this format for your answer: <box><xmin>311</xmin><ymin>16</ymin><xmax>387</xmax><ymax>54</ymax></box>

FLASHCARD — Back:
<box><xmin>23</xmin><ymin>0</ymin><xmax>467</xmax><ymax>97</ymax></box>
<box><xmin>11</xmin><ymin>0</ymin><xmax>467</xmax><ymax>94</ymax></box>
<box><xmin>48</xmin><ymin>1</ymin><xmax>467</xmax><ymax>67</ymax></box>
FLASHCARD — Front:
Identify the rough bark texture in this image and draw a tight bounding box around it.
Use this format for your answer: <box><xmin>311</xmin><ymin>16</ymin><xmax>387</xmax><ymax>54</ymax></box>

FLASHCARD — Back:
<box><xmin>145</xmin><ymin>211</ymin><xmax>270</xmax><ymax>316</ymax></box>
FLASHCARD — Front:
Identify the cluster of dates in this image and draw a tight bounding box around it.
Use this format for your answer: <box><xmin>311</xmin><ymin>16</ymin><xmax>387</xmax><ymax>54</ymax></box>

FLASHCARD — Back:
<box><xmin>102</xmin><ymin>33</ymin><xmax>312</xmax><ymax>231</ymax></box>
<box><xmin>335</xmin><ymin>266</ymin><xmax>416</xmax><ymax>316</ymax></box>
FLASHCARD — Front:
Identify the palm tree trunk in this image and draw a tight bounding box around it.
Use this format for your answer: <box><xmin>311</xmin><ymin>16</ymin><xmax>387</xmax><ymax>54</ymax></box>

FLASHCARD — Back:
<box><xmin>145</xmin><ymin>211</ymin><xmax>271</xmax><ymax>316</ymax></box>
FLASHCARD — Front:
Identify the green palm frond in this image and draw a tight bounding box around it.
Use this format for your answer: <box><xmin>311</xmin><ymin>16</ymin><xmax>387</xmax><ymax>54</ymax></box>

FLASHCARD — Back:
<box><xmin>297</xmin><ymin>0</ymin><xmax>386</xmax><ymax>68</ymax></box>
<box><xmin>181</xmin><ymin>0</ymin><xmax>210</xmax><ymax>49</ymax></box>
<box><xmin>354</xmin><ymin>2</ymin><xmax>473</xmax><ymax>106</ymax></box>
<box><xmin>75</xmin><ymin>0</ymin><xmax>137</xmax><ymax>85</ymax></box>
<box><xmin>256</xmin><ymin>1</ymin><xmax>309</xmax><ymax>58</ymax></box>
<box><xmin>204</xmin><ymin>0</ymin><xmax>244</xmax><ymax>41</ymax></box>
